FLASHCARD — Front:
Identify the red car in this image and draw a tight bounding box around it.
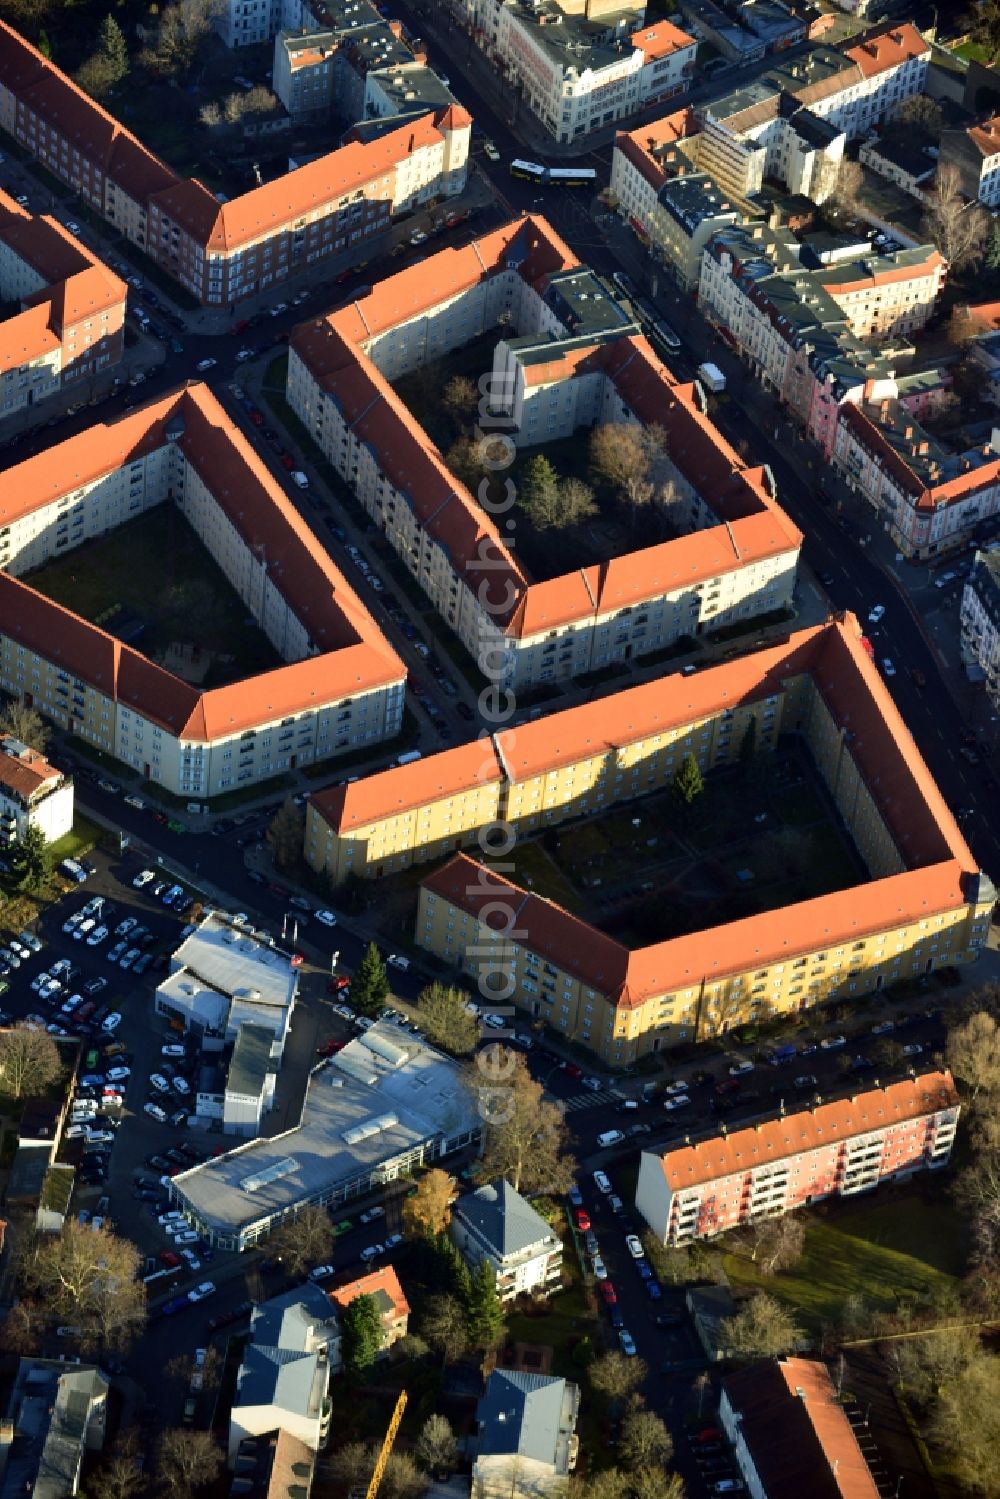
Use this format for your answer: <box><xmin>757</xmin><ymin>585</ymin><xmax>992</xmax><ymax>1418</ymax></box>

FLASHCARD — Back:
<box><xmin>574</xmin><ymin>1209</ymin><xmax>591</xmax><ymax>1232</ymax></box>
<box><xmin>317</xmin><ymin>1039</ymin><xmax>346</xmax><ymax>1057</ymax></box>
<box><xmin>249</xmin><ymin>410</ymin><xmax>264</xmax><ymax>427</ymax></box>
<box><xmin>695</xmin><ymin>1429</ymin><xmax>722</xmax><ymax>1445</ymax></box>
<box><xmin>564</xmin><ymin>1063</ymin><xmax>584</xmax><ymax>1080</ymax></box>
<box><xmin>231</xmin><ymin>319</ymin><xmax>249</xmax><ymax>335</ymax></box>
<box><xmin>160</xmin><ymin>1249</ymin><xmax>181</xmax><ymax>1267</ymax></box>
<box><xmin>599</xmin><ymin>1281</ymin><xmax>617</xmax><ymax>1305</ymax></box>
<box><xmin>327</xmin><ymin>975</ymin><xmax>351</xmax><ymax>994</ymax></box>
<box><xmin>281</xmin><ymin>453</ymin><xmax>295</xmax><ymax>470</ymax></box>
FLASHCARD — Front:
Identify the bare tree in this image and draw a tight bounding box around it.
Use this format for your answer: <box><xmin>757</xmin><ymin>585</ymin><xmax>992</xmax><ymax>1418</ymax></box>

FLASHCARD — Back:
<box><xmin>618</xmin><ymin>1408</ymin><xmax>673</xmax><ymax>1471</ymax></box>
<box><xmin>89</xmin><ymin>1430</ymin><xmax>147</xmax><ymax>1499</ymax></box>
<box><xmin>588</xmin><ymin>1350</ymin><xmax>649</xmax><ymax>1403</ymax></box>
<box><xmin>441</xmin><ymin>375</ymin><xmax>480</xmax><ymax>426</ymax></box>
<box><xmin>1</xmin><ymin>1299</ymin><xmax>43</xmax><ymax>1355</ymax></box>
<box><xmin>589</xmin><ymin>423</ymin><xmax>666</xmax><ymax>529</ymax></box>
<box><xmin>419</xmin><ymin>1293</ymin><xmax>468</xmax><ymax>1365</ymax></box>
<box><xmin>928</xmin><ymin>1351</ymin><xmax>1000</xmax><ymax>1498</ymax></box>
<box><xmin>946</xmin><ymin>1010</ymin><xmax>1000</xmax><ymax>1099</ymax></box>
<box><xmin>725</xmin><ymin>1293</ymin><xmax>802</xmax><ymax>1359</ymax></box>
<box><xmin>0</xmin><ymin>1024</ymin><xmax>62</xmax><ymax>1099</ymax></box>
<box><xmin>0</xmin><ymin>698</ymin><xmax>49</xmax><ymax>752</ymax></box>
<box><xmin>157</xmin><ymin>1429</ymin><xmax>223</xmax><ymax>1498</ymax></box>
<box><xmin>265</xmin><ymin>796</ymin><xmax>304</xmax><ymax>870</ymax></box>
<box><xmin>922</xmin><ymin>164</ymin><xmax>990</xmax><ymax>272</ymax></box>
<box><xmin>472</xmin><ymin>1047</ymin><xmax>575</xmax><ymax>1194</ymax></box>
<box><xmin>832</xmin><ymin>158</ymin><xmax>865</xmax><ymax>218</ymax></box>
<box><xmin>891</xmin><ymin>95</ymin><xmax>943</xmax><ymax>140</ymax></box>
<box><xmin>414</xmin><ymin>1413</ymin><xmax>458</xmax><ymax>1474</ymax></box>
<box><xmin>264</xmin><ymin>1205</ymin><xmax>333</xmax><ymax>1277</ymax></box>
<box><xmin>19</xmin><ymin>1221</ymin><xmax>145</xmax><ymax>1353</ymax></box>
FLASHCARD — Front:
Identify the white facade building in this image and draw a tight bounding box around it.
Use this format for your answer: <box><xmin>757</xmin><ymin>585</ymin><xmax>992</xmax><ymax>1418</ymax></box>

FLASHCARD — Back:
<box><xmin>0</xmin><ymin>736</ymin><xmax>72</xmax><ymax>847</ymax></box>
<box><xmin>452</xmin><ymin>1179</ymin><xmax>563</xmax><ymax>1302</ymax></box>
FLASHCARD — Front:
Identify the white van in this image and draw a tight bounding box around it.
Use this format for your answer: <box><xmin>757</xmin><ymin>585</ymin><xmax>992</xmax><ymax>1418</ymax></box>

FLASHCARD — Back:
<box><xmin>597</xmin><ymin>1129</ymin><xmax>625</xmax><ymax>1148</ymax></box>
<box><xmin>396</xmin><ymin>750</ymin><xmax>422</xmax><ymax>766</ymax></box>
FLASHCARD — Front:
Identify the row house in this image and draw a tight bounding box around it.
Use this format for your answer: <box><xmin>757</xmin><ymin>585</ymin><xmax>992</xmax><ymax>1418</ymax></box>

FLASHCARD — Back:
<box><xmin>460</xmin><ymin>0</ymin><xmax>695</xmax><ymax>144</ymax></box>
<box><xmin>635</xmin><ymin>1072</ymin><xmax>959</xmax><ymax>1244</ymax></box>
<box><xmin>960</xmin><ymin>544</ymin><xmax>1000</xmax><ymax>711</ymax></box>
<box><xmin>289</xmin><ymin>214</ymin><xmax>801</xmax><ymax>696</ymax></box>
<box><xmin>410</xmin><ymin>618</ymin><xmax>995</xmax><ymax>1066</ymax></box>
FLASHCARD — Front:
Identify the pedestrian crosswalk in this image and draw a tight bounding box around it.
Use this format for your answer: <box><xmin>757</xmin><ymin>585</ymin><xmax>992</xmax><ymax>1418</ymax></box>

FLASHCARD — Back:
<box><xmin>559</xmin><ymin>1086</ymin><xmax>625</xmax><ymax>1115</ymax></box>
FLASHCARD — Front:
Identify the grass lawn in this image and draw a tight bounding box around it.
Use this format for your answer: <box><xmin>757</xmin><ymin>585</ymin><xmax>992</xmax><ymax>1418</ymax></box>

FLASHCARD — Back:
<box><xmin>723</xmin><ymin>1190</ymin><xmax>967</xmax><ymax>1332</ymax></box>
<box><xmin>509</xmin><ymin>840</ymin><xmax>583</xmax><ymax>914</ymax></box>
<box><xmin>506</xmin><ymin>1279</ymin><xmax>594</xmax><ymax>1381</ymax></box>
<box><xmin>26</xmin><ymin>505</ymin><xmax>282</xmax><ymax>686</ymax></box>
<box><xmin>49</xmin><ymin>816</ymin><xmax>102</xmax><ymax>865</ymax></box>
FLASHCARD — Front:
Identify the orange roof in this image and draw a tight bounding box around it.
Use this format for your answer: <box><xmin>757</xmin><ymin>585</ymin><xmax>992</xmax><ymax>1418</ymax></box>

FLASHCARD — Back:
<box><xmin>329</xmin><ymin>1264</ymin><xmax>410</xmax><ymax>1321</ymax></box>
<box><xmin>631</xmin><ymin>20</ymin><xmax>696</xmax><ymax>62</ymax></box>
<box><xmin>963</xmin><ymin>300</ymin><xmax>1000</xmax><ymax>330</ymax></box>
<box><xmin>656</xmin><ymin>1071</ymin><xmax>957</xmax><ymax>1191</ymax></box>
<box><xmin>312</xmin><ymin>738</ymin><xmax>502</xmax><ymax>831</ymax></box>
<box><xmin>844</xmin><ymin>20</ymin><xmax>929</xmax><ymax>78</ymax></box>
<box><xmin>292</xmin><ymin>215</ymin><xmax>801</xmax><ymax>642</ymax></box>
<box><xmin>419</xmin><ymin>616</ymin><xmax>981</xmax><ymax>1003</ymax></box>
<box><xmin>613</xmin><ymin>111</ymin><xmax>696</xmax><ymax>193</ymax></box>
<box><xmin>0</xmin><ymin>737</ymin><xmax>61</xmax><ymax>799</ymax></box>
<box><xmin>819</xmin><ymin>249</ymin><xmax>945</xmax><ymax>298</ymax></box>
<box><xmin>0</xmin><ymin>383</ymin><xmax>403</xmax><ymax>739</ymax></box>
<box><xmin>724</xmin><ymin>1359</ymin><xmax>883</xmax><ymax>1499</ymax></box>
<box><xmin>967</xmin><ymin>115</ymin><xmax>1000</xmax><ymax>158</ymax></box>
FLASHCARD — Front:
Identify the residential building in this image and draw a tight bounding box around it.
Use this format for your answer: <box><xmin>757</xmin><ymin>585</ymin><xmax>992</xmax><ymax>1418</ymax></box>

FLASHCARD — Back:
<box><xmin>720</xmin><ymin>1358</ymin><xmax>881</xmax><ymax>1499</ymax></box>
<box><xmin>0</xmin><ymin>1360</ymin><xmax>108</xmax><ymax>1499</ymax></box>
<box><xmin>609</xmin><ymin>108</ymin><xmax>698</xmax><ymax>249</ymax></box>
<box><xmin>169</xmin><ymin>1019</ymin><xmax>481</xmax><ymax>1250</ymax></box>
<box><xmin>0</xmin><ymin>385</ymin><xmax>405</xmax><ymax>797</ymax></box>
<box><xmin>215</xmin><ymin>0</ymin><xmax>280</xmax><ymax>46</ymax></box>
<box><xmin>472</xmin><ymin>1370</ymin><xmax>580</xmax><ymax>1499</ymax></box>
<box><xmin>224</xmin><ymin>1022</ymin><xmax>276</xmax><ymax>1136</ymax></box>
<box><xmin>289</xmin><ymin>214</ymin><xmax>802</xmax><ymax>694</ymax></box>
<box><xmin>0</xmin><ymin>193</ymin><xmax>126</xmax><ymax>418</ymax></box>
<box><xmin>858</xmin><ymin>134</ymin><xmax>936</xmax><ymax>201</ymax></box>
<box><xmin>329</xmin><ymin>1265</ymin><xmax>410</xmax><ymax>1354</ymax></box>
<box><xmin>0</xmin><ymin>23</ymin><xmax>468</xmax><ymax>306</ymax></box>
<box><xmin>635</xmin><ymin>1071</ymin><xmax>959</xmax><ymax>1244</ymax></box>
<box><xmin>413</xmin><ymin>617</ymin><xmax>995</xmax><ymax>1066</ymax></box>
<box><xmin>830</xmin><ymin>400</ymin><xmax>1000</xmax><ymax>559</ymax></box>
<box><xmin>229</xmin><ymin>1284</ymin><xmax>338</xmax><ymax>1463</ymax></box>
<box><xmin>459</xmin><ymin>0</ymin><xmax>696</xmax><ymax>144</ymax></box>
<box><xmin>640</xmin><ymin>166</ymin><xmax>742</xmax><ymax>290</ymax></box>
<box><xmin>940</xmin><ymin>116</ymin><xmax>1000</xmax><ymax>209</ymax></box>
<box><xmin>0</xmin><ymin>735</ymin><xmax>72</xmax><ymax>847</ymax></box>
<box><xmin>961</xmin><ymin>544</ymin><xmax>1000</xmax><ymax>709</ymax></box>
<box><xmin>227</xmin><ymin>1431</ymin><xmax>316</xmax><ymax>1499</ymax></box>
<box><xmin>451</xmin><ymin>1178</ymin><xmax>563</xmax><ymax>1303</ymax></box>
<box><xmin>156</xmin><ymin>913</ymin><xmax>298</xmax><ymax>1059</ymax></box>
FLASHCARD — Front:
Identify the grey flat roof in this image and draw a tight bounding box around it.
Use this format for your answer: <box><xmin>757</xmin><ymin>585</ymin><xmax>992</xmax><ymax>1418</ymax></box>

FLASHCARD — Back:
<box><xmin>228</xmin><ymin>1023</ymin><xmax>273</xmax><ymax>1098</ymax></box>
<box><xmin>173</xmin><ymin>1021</ymin><xmax>480</xmax><ymax>1236</ymax></box>
<box><xmin>170</xmin><ymin>915</ymin><xmax>298</xmax><ymax>1011</ymax></box>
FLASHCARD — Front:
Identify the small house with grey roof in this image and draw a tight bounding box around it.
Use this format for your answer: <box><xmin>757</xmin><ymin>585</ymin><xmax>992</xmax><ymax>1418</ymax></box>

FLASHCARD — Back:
<box><xmin>451</xmin><ymin>1178</ymin><xmax>562</xmax><ymax>1303</ymax></box>
<box><xmin>0</xmin><ymin>1359</ymin><xmax>107</xmax><ymax>1499</ymax></box>
<box><xmin>472</xmin><ymin>1369</ymin><xmax>580</xmax><ymax>1499</ymax></box>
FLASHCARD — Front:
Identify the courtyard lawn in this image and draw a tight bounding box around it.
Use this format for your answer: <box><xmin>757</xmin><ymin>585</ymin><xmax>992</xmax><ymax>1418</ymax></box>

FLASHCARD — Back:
<box><xmin>505</xmin><ymin>1278</ymin><xmax>594</xmax><ymax>1382</ymax></box>
<box><xmin>26</xmin><ymin>505</ymin><xmax>282</xmax><ymax>688</ymax></box>
<box><xmin>509</xmin><ymin>840</ymin><xmax>584</xmax><ymax>914</ymax></box>
<box><xmin>723</xmin><ymin>1190</ymin><xmax>967</xmax><ymax>1332</ymax></box>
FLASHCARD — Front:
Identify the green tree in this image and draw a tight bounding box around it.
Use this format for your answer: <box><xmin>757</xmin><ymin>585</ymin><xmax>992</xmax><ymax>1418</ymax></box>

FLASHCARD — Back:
<box><xmin>265</xmin><ymin>796</ymin><xmax>304</xmax><ymax>871</ymax></box>
<box><xmin>351</xmin><ymin>941</ymin><xmax>390</xmax><ymax>1016</ymax></box>
<box><xmin>465</xmin><ymin>1260</ymin><xmax>505</xmax><ymax>1351</ymax></box>
<box><xmin>520</xmin><ymin>454</ymin><xmax>561</xmax><ymax>519</ymax></box>
<box><xmin>418</xmin><ymin>982</ymin><xmax>479</xmax><ymax>1055</ymax></box>
<box><xmin>342</xmin><ymin>1293</ymin><xmax>384</xmax><ymax>1379</ymax></box>
<box><xmin>98</xmin><ymin>15</ymin><xmax>129</xmax><ymax>79</ymax></box>
<box><xmin>13</xmin><ymin>823</ymin><xmax>51</xmax><ymax>890</ymax></box>
<box><xmin>529</xmin><ymin>474</ymin><xmax>599</xmax><ymax>531</ymax></box>
<box><xmin>987</xmin><ymin>219</ymin><xmax>1000</xmax><ymax>273</ymax></box>
<box><xmin>672</xmin><ymin>753</ymin><xmax>704</xmax><ymax>808</ymax></box>
<box><xmin>971</xmin><ymin>0</ymin><xmax>1000</xmax><ymax>65</ymax></box>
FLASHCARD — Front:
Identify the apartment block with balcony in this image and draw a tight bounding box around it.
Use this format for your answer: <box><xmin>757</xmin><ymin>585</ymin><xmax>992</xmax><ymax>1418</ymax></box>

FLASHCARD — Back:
<box><xmin>289</xmin><ymin>214</ymin><xmax>801</xmax><ymax>695</ymax></box>
<box><xmin>413</xmin><ymin>617</ymin><xmax>995</xmax><ymax>1067</ymax></box>
<box><xmin>452</xmin><ymin>1178</ymin><xmax>563</xmax><ymax>1303</ymax></box>
<box><xmin>228</xmin><ymin>1284</ymin><xmax>338</xmax><ymax>1464</ymax></box>
<box><xmin>635</xmin><ymin>1071</ymin><xmax>960</xmax><ymax>1244</ymax></box>
<box><xmin>0</xmin><ymin>735</ymin><xmax>72</xmax><ymax>847</ymax></box>
<box><xmin>961</xmin><ymin>544</ymin><xmax>1000</xmax><ymax>711</ymax></box>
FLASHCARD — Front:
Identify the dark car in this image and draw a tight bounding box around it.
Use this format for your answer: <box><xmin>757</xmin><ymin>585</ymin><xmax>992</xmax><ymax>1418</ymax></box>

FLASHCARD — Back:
<box><xmin>161</xmin><ymin>1295</ymin><xmax>188</xmax><ymax>1316</ymax></box>
<box><xmin>147</xmin><ymin>1154</ymin><xmax>172</xmax><ymax>1171</ymax></box>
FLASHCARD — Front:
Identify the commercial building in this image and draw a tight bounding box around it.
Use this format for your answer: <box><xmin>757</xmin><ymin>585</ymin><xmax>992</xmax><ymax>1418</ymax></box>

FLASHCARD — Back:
<box><xmin>224</xmin><ymin>1022</ymin><xmax>277</xmax><ymax>1137</ymax></box>
<box><xmin>830</xmin><ymin>400</ymin><xmax>1000</xmax><ymax>560</ymax></box>
<box><xmin>0</xmin><ymin>1360</ymin><xmax>108</xmax><ymax>1499</ymax></box>
<box><xmin>0</xmin><ymin>384</ymin><xmax>405</xmax><ymax>798</ymax></box>
<box><xmin>413</xmin><ymin>617</ymin><xmax>995</xmax><ymax>1066</ymax></box>
<box><xmin>720</xmin><ymin>1358</ymin><xmax>881</xmax><ymax>1499</ymax></box>
<box><xmin>289</xmin><ymin>214</ymin><xmax>802</xmax><ymax>694</ymax></box>
<box><xmin>635</xmin><ymin>1070</ymin><xmax>959</xmax><ymax>1244</ymax></box>
<box><xmin>168</xmin><ymin>1020</ymin><xmax>481</xmax><ymax>1250</ymax></box>
<box><xmin>0</xmin><ymin>22</ymin><xmax>468</xmax><ymax>306</ymax></box>
<box><xmin>459</xmin><ymin>0</ymin><xmax>696</xmax><ymax>144</ymax></box>
<box><xmin>472</xmin><ymin>1370</ymin><xmax>580</xmax><ymax>1499</ymax></box>
<box><xmin>229</xmin><ymin>1284</ymin><xmax>338</xmax><ymax>1463</ymax></box>
<box><xmin>156</xmin><ymin>913</ymin><xmax>299</xmax><ymax>1060</ymax></box>
<box><xmin>961</xmin><ymin>545</ymin><xmax>1000</xmax><ymax>710</ymax></box>
<box><xmin>0</xmin><ymin>735</ymin><xmax>73</xmax><ymax>847</ymax></box>
<box><xmin>939</xmin><ymin>116</ymin><xmax>1000</xmax><ymax>209</ymax></box>
<box><xmin>452</xmin><ymin>1178</ymin><xmax>563</xmax><ymax>1303</ymax></box>
<box><xmin>0</xmin><ymin>193</ymin><xmax>125</xmax><ymax>419</ymax></box>
<box><xmin>329</xmin><ymin>1265</ymin><xmax>410</xmax><ymax>1355</ymax></box>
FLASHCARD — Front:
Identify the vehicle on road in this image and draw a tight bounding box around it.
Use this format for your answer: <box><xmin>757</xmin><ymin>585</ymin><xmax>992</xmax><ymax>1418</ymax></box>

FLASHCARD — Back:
<box><xmin>188</xmin><ymin>1281</ymin><xmax>216</xmax><ymax>1302</ymax></box>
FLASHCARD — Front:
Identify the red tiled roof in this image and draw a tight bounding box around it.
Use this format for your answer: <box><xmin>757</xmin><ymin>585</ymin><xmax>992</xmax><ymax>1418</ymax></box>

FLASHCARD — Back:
<box><xmin>312</xmin><ymin>738</ymin><xmax>502</xmax><ymax>831</ymax></box>
<box><xmin>967</xmin><ymin>115</ymin><xmax>1000</xmax><ymax>158</ymax></box>
<box><xmin>330</xmin><ymin>1264</ymin><xmax>410</xmax><ymax>1321</ymax></box>
<box><xmin>843</xmin><ymin>20</ymin><xmax>929</xmax><ymax>78</ymax></box>
<box><xmin>630</xmin><ymin>20</ymin><xmax>696</xmax><ymax>62</ymax></box>
<box><xmin>614</xmin><ymin>109</ymin><xmax>696</xmax><ymax>192</ymax></box>
<box><xmin>0</xmin><ymin>383</ymin><xmax>403</xmax><ymax>739</ymax></box>
<box><xmin>0</xmin><ymin>738</ymin><xmax>61</xmax><ymax>799</ymax></box>
<box><xmin>656</xmin><ymin>1071</ymin><xmax>957</xmax><ymax>1191</ymax></box>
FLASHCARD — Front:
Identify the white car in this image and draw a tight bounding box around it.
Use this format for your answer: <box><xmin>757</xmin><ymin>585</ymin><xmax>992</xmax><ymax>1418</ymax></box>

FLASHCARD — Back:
<box><xmin>359</xmin><ymin>1206</ymin><xmax>385</xmax><ymax>1224</ymax></box>
<box><xmin>158</xmin><ymin>1211</ymin><xmax>184</xmax><ymax>1225</ymax></box>
<box><xmin>150</xmin><ymin>1074</ymin><xmax>170</xmax><ymax>1092</ymax></box>
<box><xmin>236</xmin><ymin>347</ymin><xmax>254</xmax><ymax>362</ymax></box>
<box><xmin>663</xmin><ymin>1095</ymin><xmax>690</xmax><ymax>1111</ymax></box>
<box><xmin>882</xmin><ymin>658</ymin><xmax>896</xmax><ymax>677</ymax></box>
<box><xmin>360</xmin><ymin>1243</ymin><xmax>385</xmax><ymax>1263</ymax></box>
<box><xmin>162</xmin><ymin>1045</ymin><xmax>186</xmax><ymax>1058</ymax></box>
<box><xmin>482</xmin><ymin>1013</ymin><xmax>507</xmax><ymax>1030</ymax></box>
<box><xmin>106</xmin><ymin>1066</ymin><xmax>131</xmax><ymax>1082</ymax></box>
<box><xmin>728</xmin><ymin>1059</ymin><xmax>754</xmax><ymax>1076</ymax></box>
<box><xmin>483</xmin><ymin>141</ymin><xmax>501</xmax><ymax>161</ymax></box>
<box><xmin>66</xmin><ymin>1124</ymin><xmax>89</xmax><ymax>1139</ymax></box>
<box><xmin>63</xmin><ymin>912</ymin><xmax>84</xmax><ymax>934</ymax></box>
<box><xmin>74</xmin><ymin>918</ymin><xmax>95</xmax><ymax>941</ymax></box>
<box><xmin>290</xmin><ymin>470</ymin><xmax>309</xmax><ymax>489</ymax></box>
<box><xmin>387</xmin><ymin>953</ymin><xmax>410</xmax><ymax>971</ymax></box>
<box><xmin>86</xmin><ymin>925</ymin><xmax>108</xmax><ymax>946</ymax></box>
<box><xmin>174</xmin><ymin>1230</ymin><xmax>199</xmax><ymax>1245</ymax></box>
<box><xmin>187</xmin><ymin>1281</ymin><xmax>216</xmax><ymax>1302</ymax></box>
<box><xmin>269</xmin><ymin>302</ymin><xmax>289</xmax><ymax>317</ymax></box>
<box><xmin>592</xmin><ymin>1170</ymin><xmax>612</xmax><ymax>1194</ymax></box>
<box><xmin>625</xmin><ymin>1234</ymin><xmax>644</xmax><ymax>1258</ymax></box>
<box><xmin>315</xmin><ymin>910</ymin><xmax>338</xmax><ymax>928</ymax></box>
<box><xmin>101</xmin><ymin>1012</ymin><xmax>122</xmax><ymax>1032</ymax></box>
<box><xmin>591</xmin><ymin>1254</ymin><xmax>608</xmax><ymax>1280</ymax></box>
<box><xmin>195</xmin><ymin>358</ymin><xmax>217</xmax><ymax>373</ymax></box>
<box><xmin>172</xmin><ymin>1076</ymin><xmax>191</xmax><ymax>1095</ymax></box>
<box><xmin>410</xmin><ymin>229</ymin><xmax>428</xmax><ymax>246</ymax></box>
<box><xmin>820</xmin><ymin>1034</ymin><xmax>847</xmax><ymax>1050</ymax></box>
<box><xmin>332</xmin><ymin>1003</ymin><xmax>354</xmax><ymax>1021</ymax></box>
<box><xmin>868</xmin><ymin>604</ymin><xmax>885</xmax><ymax>624</ymax></box>
<box><xmin>663</xmin><ymin>1081</ymin><xmax>688</xmax><ymax>1096</ymax></box>
<box><xmin>132</xmin><ymin>870</ymin><xmax>155</xmax><ymax>889</ymax></box>
<box><xmin>901</xmin><ymin>1042</ymin><xmax>924</xmax><ymax>1057</ymax></box>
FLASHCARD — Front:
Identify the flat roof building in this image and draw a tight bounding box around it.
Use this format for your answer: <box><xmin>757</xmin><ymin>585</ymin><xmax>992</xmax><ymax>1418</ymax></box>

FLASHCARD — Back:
<box><xmin>169</xmin><ymin>1020</ymin><xmax>481</xmax><ymax>1250</ymax></box>
<box><xmin>157</xmin><ymin>914</ymin><xmax>299</xmax><ymax>1058</ymax></box>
